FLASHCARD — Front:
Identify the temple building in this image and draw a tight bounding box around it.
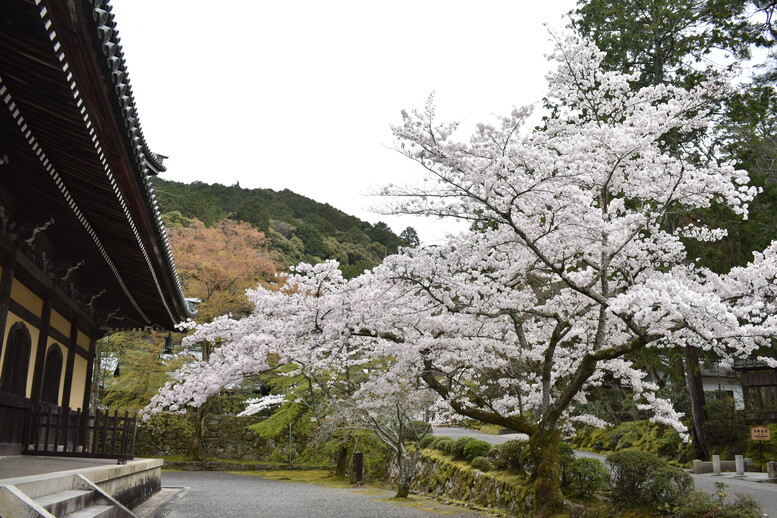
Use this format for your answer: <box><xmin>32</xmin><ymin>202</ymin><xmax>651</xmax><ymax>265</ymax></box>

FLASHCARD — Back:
<box><xmin>0</xmin><ymin>0</ymin><xmax>195</xmax><ymax>454</ymax></box>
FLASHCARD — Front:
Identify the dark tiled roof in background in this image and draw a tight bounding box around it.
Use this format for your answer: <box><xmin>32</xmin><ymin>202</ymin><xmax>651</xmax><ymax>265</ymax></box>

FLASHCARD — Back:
<box><xmin>733</xmin><ymin>359</ymin><xmax>773</xmax><ymax>371</ymax></box>
<box><xmin>700</xmin><ymin>361</ymin><xmax>735</xmax><ymax>378</ymax></box>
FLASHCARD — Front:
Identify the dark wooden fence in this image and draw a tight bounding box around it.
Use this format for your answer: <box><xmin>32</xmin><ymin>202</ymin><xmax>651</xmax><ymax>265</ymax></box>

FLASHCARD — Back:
<box><xmin>24</xmin><ymin>406</ymin><xmax>137</xmax><ymax>463</ymax></box>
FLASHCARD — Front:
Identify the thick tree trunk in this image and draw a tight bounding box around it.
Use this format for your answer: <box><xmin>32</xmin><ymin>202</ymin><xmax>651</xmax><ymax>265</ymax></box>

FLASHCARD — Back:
<box><xmin>395</xmin><ymin>481</ymin><xmax>411</xmax><ymax>498</ymax></box>
<box><xmin>187</xmin><ymin>399</ymin><xmax>212</xmax><ymax>461</ymax></box>
<box><xmin>394</xmin><ymin>444</ymin><xmax>418</xmax><ymax>498</ymax></box>
<box><xmin>685</xmin><ymin>345</ymin><xmax>711</xmax><ymax>461</ymax></box>
<box><xmin>335</xmin><ymin>445</ymin><xmax>349</xmax><ymax>478</ymax></box>
<box><xmin>528</xmin><ymin>427</ymin><xmax>563</xmax><ymax>518</ymax></box>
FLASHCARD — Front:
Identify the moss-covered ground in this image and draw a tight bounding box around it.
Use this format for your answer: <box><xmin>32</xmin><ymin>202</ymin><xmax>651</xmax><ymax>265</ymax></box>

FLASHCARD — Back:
<box><xmin>229</xmin><ymin>468</ymin><xmax>500</xmax><ymax>516</ymax></box>
<box><xmin>572</xmin><ymin>420</ymin><xmax>693</xmax><ymax>466</ymax></box>
<box><xmin>573</xmin><ymin>419</ymin><xmax>777</xmax><ymax>470</ymax></box>
<box><xmin>160</xmin><ymin>456</ymin><xmax>324</xmax><ymax>472</ymax></box>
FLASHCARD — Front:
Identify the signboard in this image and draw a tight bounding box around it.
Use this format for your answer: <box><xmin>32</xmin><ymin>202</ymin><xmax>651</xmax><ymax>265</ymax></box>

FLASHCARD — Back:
<box><xmin>751</xmin><ymin>426</ymin><xmax>771</xmax><ymax>441</ymax></box>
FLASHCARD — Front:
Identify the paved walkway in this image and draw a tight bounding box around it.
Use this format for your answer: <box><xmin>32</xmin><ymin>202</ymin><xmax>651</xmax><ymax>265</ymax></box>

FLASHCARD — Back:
<box><xmin>155</xmin><ymin>471</ymin><xmax>490</xmax><ymax>518</ymax></box>
<box><xmin>0</xmin><ymin>455</ymin><xmax>120</xmax><ymax>480</ymax></box>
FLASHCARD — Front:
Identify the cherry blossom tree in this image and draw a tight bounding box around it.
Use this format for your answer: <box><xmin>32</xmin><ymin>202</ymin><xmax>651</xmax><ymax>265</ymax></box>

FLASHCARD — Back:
<box><xmin>147</xmin><ymin>36</ymin><xmax>777</xmax><ymax>516</ymax></box>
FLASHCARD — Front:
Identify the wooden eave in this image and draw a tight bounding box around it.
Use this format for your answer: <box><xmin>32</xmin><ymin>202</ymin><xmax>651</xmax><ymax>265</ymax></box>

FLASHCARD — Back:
<box><xmin>0</xmin><ymin>0</ymin><xmax>194</xmax><ymax>330</ymax></box>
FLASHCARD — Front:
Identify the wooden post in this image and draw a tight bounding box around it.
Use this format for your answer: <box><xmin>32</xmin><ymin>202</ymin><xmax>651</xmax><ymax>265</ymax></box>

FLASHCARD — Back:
<box><xmin>103</xmin><ymin>410</ymin><xmax>119</xmax><ymax>453</ymax></box>
<box><xmin>53</xmin><ymin>406</ymin><xmax>65</xmax><ymax>452</ymax></box>
<box><xmin>43</xmin><ymin>406</ymin><xmax>52</xmax><ymax>453</ymax></box>
<box><xmin>23</xmin><ymin>403</ymin><xmax>35</xmax><ymax>452</ymax></box>
<box><xmin>92</xmin><ymin>408</ymin><xmax>100</xmax><ymax>453</ymax></box>
<box><xmin>73</xmin><ymin>408</ymin><xmax>82</xmax><ymax>453</ymax></box>
<box><xmin>61</xmin><ymin>407</ymin><xmax>70</xmax><ymax>453</ymax></box>
<box><xmin>353</xmin><ymin>452</ymin><xmax>364</xmax><ymax>483</ymax></box>
<box><xmin>119</xmin><ymin>410</ymin><xmax>130</xmax><ymax>460</ymax></box>
<box><xmin>129</xmin><ymin>411</ymin><xmax>137</xmax><ymax>459</ymax></box>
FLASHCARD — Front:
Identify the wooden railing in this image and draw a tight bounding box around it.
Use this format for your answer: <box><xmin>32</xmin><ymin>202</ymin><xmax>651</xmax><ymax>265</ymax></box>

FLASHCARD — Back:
<box><xmin>24</xmin><ymin>406</ymin><xmax>137</xmax><ymax>463</ymax></box>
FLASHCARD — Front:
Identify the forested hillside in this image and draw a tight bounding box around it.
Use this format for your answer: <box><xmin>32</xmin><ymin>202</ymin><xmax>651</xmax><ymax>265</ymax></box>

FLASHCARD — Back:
<box><xmin>152</xmin><ymin>178</ymin><xmax>414</xmax><ymax>277</ymax></box>
<box><xmin>101</xmin><ymin>177</ymin><xmax>414</xmax><ymax>410</ymax></box>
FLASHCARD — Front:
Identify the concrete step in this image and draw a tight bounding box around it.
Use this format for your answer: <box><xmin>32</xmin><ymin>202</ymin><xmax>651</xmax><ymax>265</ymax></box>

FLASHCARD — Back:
<box><xmin>63</xmin><ymin>504</ymin><xmax>115</xmax><ymax>518</ymax></box>
<box><xmin>36</xmin><ymin>488</ymin><xmax>96</xmax><ymax>516</ymax></box>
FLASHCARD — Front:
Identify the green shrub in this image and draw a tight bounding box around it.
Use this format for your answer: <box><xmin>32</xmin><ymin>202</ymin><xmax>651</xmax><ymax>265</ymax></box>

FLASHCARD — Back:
<box><xmin>607</xmin><ymin>450</ymin><xmax>692</xmax><ymax>508</ymax></box>
<box><xmin>487</xmin><ymin>439</ymin><xmax>531</xmax><ymax>473</ymax></box>
<box><xmin>674</xmin><ymin>483</ymin><xmax>762</xmax><ymax>518</ymax></box>
<box><xmin>435</xmin><ymin>439</ymin><xmax>454</xmax><ymax>453</ymax></box>
<box><xmin>418</xmin><ymin>434</ymin><xmax>437</xmax><ymax>449</ymax></box>
<box><xmin>450</xmin><ymin>436</ymin><xmax>477</xmax><ymax>460</ymax></box>
<box><xmin>563</xmin><ymin>457</ymin><xmax>609</xmax><ymax>498</ymax></box>
<box><xmin>573</xmin><ymin>420</ymin><xmax>693</xmax><ymax>464</ymax></box>
<box><xmin>462</xmin><ymin>439</ymin><xmax>492</xmax><ymax>461</ymax></box>
<box><xmin>716</xmin><ymin>493</ymin><xmax>763</xmax><ymax>518</ymax></box>
<box><xmin>470</xmin><ymin>456</ymin><xmax>494</xmax><ymax>472</ymax></box>
<box><xmin>430</xmin><ymin>435</ymin><xmax>451</xmax><ymax>447</ymax></box>
<box><xmin>559</xmin><ymin>442</ymin><xmax>575</xmax><ymax>472</ymax></box>
<box><xmin>672</xmin><ymin>490</ymin><xmax>717</xmax><ymax>518</ymax></box>
<box><xmin>705</xmin><ymin>397</ymin><xmax>743</xmax><ymax>446</ymax></box>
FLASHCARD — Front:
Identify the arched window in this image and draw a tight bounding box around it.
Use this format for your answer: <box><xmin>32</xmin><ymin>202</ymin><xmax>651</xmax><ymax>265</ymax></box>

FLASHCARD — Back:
<box><xmin>41</xmin><ymin>344</ymin><xmax>63</xmax><ymax>405</ymax></box>
<box><xmin>0</xmin><ymin>322</ymin><xmax>32</xmax><ymax>396</ymax></box>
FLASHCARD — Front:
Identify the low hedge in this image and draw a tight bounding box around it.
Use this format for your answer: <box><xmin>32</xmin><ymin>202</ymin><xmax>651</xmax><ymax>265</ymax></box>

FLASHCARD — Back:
<box><xmin>607</xmin><ymin>450</ymin><xmax>692</xmax><ymax>509</ymax></box>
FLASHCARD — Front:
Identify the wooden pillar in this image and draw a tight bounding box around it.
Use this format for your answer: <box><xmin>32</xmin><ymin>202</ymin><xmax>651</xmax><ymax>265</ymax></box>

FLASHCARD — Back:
<box><xmin>81</xmin><ymin>324</ymin><xmax>97</xmax><ymax>414</ymax></box>
<box><xmin>61</xmin><ymin>315</ymin><xmax>79</xmax><ymax>410</ymax></box>
<box><xmin>0</xmin><ymin>247</ymin><xmax>17</xmax><ymax>363</ymax></box>
<box><xmin>30</xmin><ymin>295</ymin><xmax>52</xmax><ymax>405</ymax></box>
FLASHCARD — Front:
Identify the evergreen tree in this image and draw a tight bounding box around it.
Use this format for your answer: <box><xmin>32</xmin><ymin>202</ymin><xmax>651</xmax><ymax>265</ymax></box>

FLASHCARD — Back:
<box><xmin>399</xmin><ymin>226</ymin><xmax>420</xmax><ymax>248</ymax></box>
<box><xmin>572</xmin><ymin>0</ymin><xmax>776</xmax><ymax>461</ymax></box>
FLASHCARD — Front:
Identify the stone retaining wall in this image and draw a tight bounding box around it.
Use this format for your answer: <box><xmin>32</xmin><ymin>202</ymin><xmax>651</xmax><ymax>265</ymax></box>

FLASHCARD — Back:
<box><xmin>411</xmin><ymin>452</ymin><xmax>531</xmax><ymax>515</ymax></box>
<box><xmin>136</xmin><ymin>414</ymin><xmax>276</xmax><ymax>460</ymax></box>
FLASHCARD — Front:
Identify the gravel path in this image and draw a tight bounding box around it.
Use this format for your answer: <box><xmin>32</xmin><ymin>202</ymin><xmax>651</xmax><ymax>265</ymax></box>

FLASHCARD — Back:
<box><xmin>162</xmin><ymin>471</ymin><xmax>489</xmax><ymax>518</ymax></box>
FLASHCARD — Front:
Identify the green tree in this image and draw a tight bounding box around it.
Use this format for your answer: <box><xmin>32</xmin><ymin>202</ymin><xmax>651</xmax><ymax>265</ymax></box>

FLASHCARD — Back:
<box><xmin>572</xmin><ymin>0</ymin><xmax>765</xmax><ymax>88</ymax></box>
<box><xmin>686</xmin><ymin>84</ymin><xmax>777</xmax><ymax>272</ymax></box>
<box><xmin>366</xmin><ymin>222</ymin><xmax>403</xmax><ymax>255</ymax></box>
<box><xmin>232</xmin><ymin>198</ymin><xmax>270</xmax><ymax>232</ymax></box>
<box><xmin>399</xmin><ymin>226</ymin><xmax>420</xmax><ymax>248</ymax></box>
<box><xmin>571</xmin><ymin>0</ymin><xmax>776</xmax><ymax>462</ymax></box>
<box><xmin>294</xmin><ymin>223</ymin><xmax>329</xmax><ymax>259</ymax></box>
<box><xmin>101</xmin><ymin>330</ymin><xmax>184</xmax><ymax>412</ymax></box>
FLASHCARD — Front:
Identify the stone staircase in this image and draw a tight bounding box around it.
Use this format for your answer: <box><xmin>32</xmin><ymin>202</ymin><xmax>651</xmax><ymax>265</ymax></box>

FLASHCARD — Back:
<box><xmin>0</xmin><ymin>473</ymin><xmax>135</xmax><ymax>517</ymax></box>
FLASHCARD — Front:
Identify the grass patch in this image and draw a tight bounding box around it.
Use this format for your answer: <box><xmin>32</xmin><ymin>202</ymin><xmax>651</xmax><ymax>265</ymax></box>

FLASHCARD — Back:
<box><xmin>352</xmin><ymin>488</ymin><xmax>393</xmax><ymax>497</ymax></box>
<box><xmin>380</xmin><ymin>496</ymin><xmax>476</xmax><ymax>515</ymax></box>
<box><xmin>477</xmin><ymin>424</ymin><xmax>505</xmax><ymax>435</ymax></box>
<box><xmin>229</xmin><ymin>469</ymin><xmax>353</xmax><ymax>489</ymax></box>
<box><xmin>572</xmin><ymin>421</ymin><xmax>692</xmax><ymax>467</ymax></box>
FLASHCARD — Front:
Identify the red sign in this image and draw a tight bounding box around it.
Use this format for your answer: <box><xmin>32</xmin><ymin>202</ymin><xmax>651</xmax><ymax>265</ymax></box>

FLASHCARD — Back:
<box><xmin>751</xmin><ymin>426</ymin><xmax>771</xmax><ymax>441</ymax></box>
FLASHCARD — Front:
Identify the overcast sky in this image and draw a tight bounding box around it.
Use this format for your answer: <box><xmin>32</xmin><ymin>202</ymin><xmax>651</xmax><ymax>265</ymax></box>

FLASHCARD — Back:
<box><xmin>110</xmin><ymin>1</ymin><xmax>577</xmax><ymax>244</ymax></box>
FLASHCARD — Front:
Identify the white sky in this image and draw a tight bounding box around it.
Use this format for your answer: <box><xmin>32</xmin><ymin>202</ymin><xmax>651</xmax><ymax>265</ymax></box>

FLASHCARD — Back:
<box><xmin>110</xmin><ymin>0</ymin><xmax>577</xmax><ymax>244</ymax></box>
